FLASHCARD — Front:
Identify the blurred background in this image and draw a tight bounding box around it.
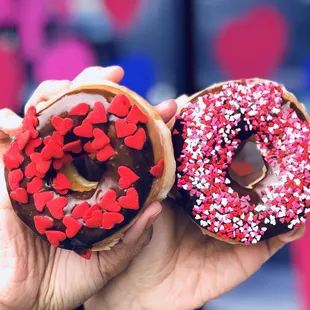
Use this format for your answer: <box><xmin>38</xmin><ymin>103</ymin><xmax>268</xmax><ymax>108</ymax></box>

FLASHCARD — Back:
<box><xmin>1</xmin><ymin>0</ymin><xmax>310</xmax><ymax>309</ymax></box>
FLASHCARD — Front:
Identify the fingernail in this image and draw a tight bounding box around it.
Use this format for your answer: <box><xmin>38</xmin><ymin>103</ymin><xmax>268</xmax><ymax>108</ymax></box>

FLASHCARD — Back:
<box><xmin>145</xmin><ymin>210</ymin><xmax>161</xmax><ymax>229</ymax></box>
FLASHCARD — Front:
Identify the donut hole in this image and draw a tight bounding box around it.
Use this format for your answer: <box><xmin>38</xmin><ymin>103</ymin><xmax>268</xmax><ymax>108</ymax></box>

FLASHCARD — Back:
<box><xmin>228</xmin><ymin>140</ymin><xmax>267</xmax><ymax>189</ymax></box>
<box><xmin>73</xmin><ymin>156</ymin><xmax>105</xmax><ymax>182</ymax></box>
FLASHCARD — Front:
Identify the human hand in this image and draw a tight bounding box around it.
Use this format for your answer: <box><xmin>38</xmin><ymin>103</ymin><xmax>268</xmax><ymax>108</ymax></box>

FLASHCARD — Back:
<box><xmin>0</xmin><ymin>66</ymin><xmax>177</xmax><ymax>310</ymax></box>
<box><xmin>86</xmin><ymin>96</ymin><xmax>306</xmax><ymax>310</ymax></box>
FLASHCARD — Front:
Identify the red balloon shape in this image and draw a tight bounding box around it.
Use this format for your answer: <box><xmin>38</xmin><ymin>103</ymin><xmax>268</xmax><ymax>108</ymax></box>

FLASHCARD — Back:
<box><xmin>214</xmin><ymin>5</ymin><xmax>288</xmax><ymax>79</ymax></box>
<box><xmin>103</xmin><ymin>0</ymin><xmax>142</xmax><ymax>32</ymax></box>
<box><xmin>0</xmin><ymin>41</ymin><xmax>25</xmax><ymax>111</ymax></box>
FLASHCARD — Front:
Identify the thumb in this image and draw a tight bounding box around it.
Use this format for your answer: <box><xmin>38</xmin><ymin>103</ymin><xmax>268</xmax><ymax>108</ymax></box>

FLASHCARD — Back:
<box><xmin>94</xmin><ymin>202</ymin><xmax>162</xmax><ymax>284</ymax></box>
<box><xmin>0</xmin><ymin>109</ymin><xmax>23</xmax><ymax>142</ymax></box>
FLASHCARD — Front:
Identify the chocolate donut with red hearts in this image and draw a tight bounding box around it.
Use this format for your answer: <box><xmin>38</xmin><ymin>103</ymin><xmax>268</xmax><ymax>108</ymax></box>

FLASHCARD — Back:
<box><xmin>172</xmin><ymin>79</ymin><xmax>310</xmax><ymax>244</ymax></box>
<box><xmin>4</xmin><ymin>81</ymin><xmax>175</xmax><ymax>258</ymax></box>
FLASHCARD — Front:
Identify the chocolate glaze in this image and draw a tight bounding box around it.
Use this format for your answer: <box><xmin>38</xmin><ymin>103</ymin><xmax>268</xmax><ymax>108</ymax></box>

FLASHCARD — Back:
<box><xmin>172</xmin><ymin>85</ymin><xmax>307</xmax><ymax>242</ymax></box>
<box><xmin>5</xmin><ymin>91</ymin><xmax>154</xmax><ymax>253</ymax></box>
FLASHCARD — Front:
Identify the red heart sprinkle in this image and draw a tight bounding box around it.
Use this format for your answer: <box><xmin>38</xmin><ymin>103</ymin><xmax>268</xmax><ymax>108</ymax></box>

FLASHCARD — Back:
<box><xmin>51</xmin><ymin>116</ymin><xmax>74</xmax><ymax>136</ymax></box>
<box><xmin>96</xmin><ymin>144</ymin><xmax>115</xmax><ymax>162</ymax></box>
<box><xmin>63</xmin><ymin>216</ymin><xmax>82</xmax><ymax>238</ymax></box>
<box><xmin>72</xmin><ymin>202</ymin><xmax>90</xmax><ymax>219</ymax></box>
<box><xmin>119</xmin><ymin>187</ymin><xmax>139</xmax><ymax>210</ymax></box>
<box><xmin>83</xmin><ymin>141</ymin><xmax>97</xmax><ymax>154</ymax></box>
<box><xmin>53</xmin><ymin>154</ymin><xmax>73</xmax><ymax>170</ymax></box>
<box><xmin>41</xmin><ymin>140</ymin><xmax>64</xmax><ymax>160</ymax></box>
<box><xmin>118</xmin><ymin>166</ymin><xmax>139</xmax><ymax>189</ymax></box>
<box><xmin>3</xmin><ymin>142</ymin><xmax>24</xmax><ymax>170</ymax></box>
<box><xmin>127</xmin><ymin>105</ymin><xmax>149</xmax><ymax>124</ymax></box>
<box><xmin>73</xmin><ymin>121</ymin><xmax>93</xmax><ymax>138</ymax></box>
<box><xmin>150</xmin><ymin>159</ymin><xmax>164</xmax><ymax>178</ymax></box>
<box><xmin>53</xmin><ymin>173</ymin><xmax>71</xmax><ymax>192</ymax></box>
<box><xmin>23</xmin><ymin>114</ymin><xmax>38</xmax><ymax>127</ymax></box>
<box><xmin>44</xmin><ymin>132</ymin><xmax>64</xmax><ymax>147</ymax></box>
<box><xmin>46</xmin><ymin>197</ymin><xmax>68</xmax><ymax>219</ymax></box>
<box><xmin>30</xmin><ymin>153</ymin><xmax>52</xmax><ymax>174</ymax></box>
<box><xmin>99</xmin><ymin>190</ymin><xmax>121</xmax><ymax>212</ymax></box>
<box><xmin>33</xmin><ymin>191</ymin><xmax>54</xmax><ymax>212</ymax></box>
<box><xmin>45</xmin><ymin>230</ymin><xmax>66</xmax><ymax>247</ymax></box>
<box><xmin>34</xmin><ymin>216</ymin><xmax>53</xmax><ymax>234</ymax></box>
<box><xmin>25</xmin><ymin>162</ymin><xmax>45</xmax><ymax>179</ymax></box>
<box><xmin>107</xmin><ymin>94</ymin><xmax>131</xmax><ymax>117</ymax></box>
<box><xmin>8</xmin><ymin>169</ymin><xmax>23</xmax><ymax>190</ymax></box>
<box><xmin>25</xmin><ymin>138</ymin><xmax>42</xmax><ymax>156</ymax></box>
<box><xmin>83</xmin><ymin>204</ymin><xmax>100</xmax><ymax>222</ymax></box>
<box><xmin>86</xmin><ymin>101</ymin><xmax>107</xmax><ymax>124</ymax></box>
<box><xmin>102</xmin><ymin>212</ymin><xmax>124</xmax><ymax>229</ymax></box>
<box><xmin>57</xmin><ymin>189</ymin><xmax>69</xmax><ymax>195</ymax></box>
<box><xmin>91</xmin><ymin>128</ymin><xmax>110</xmax><ymax>150</ymax></box>
<box><xmin>16</xmin><ymin>130</ymin><xmax>31</xmax><ymax>151</ymax></box>
<box><xmin>10</xmin><ymin>187</ymin><xmax>28</xmax><ymax>203</ymax></box>
<box><xmin>26</xmin><ymin>177</ymin><xmax>43</xmax><ymax>194</ymax></box>
<box><xmin>172</xmin><ymin>129</ymin><xmax>179</xmax><ymax>135</ymax></box>
<box><xmin>63</xmin><ymin>140</ymin><xmax>82</xmax><ymax>153</ymax></box>
<box><xmin>79</xmin><ymin>249</ymin><xmax>92</xmax><ymax>260</ymax></box>
<box><xmin>85</xmin><ymin>210</ymin><xmax>103</xmax><ymax>228</ymax></box>
<box><xmin>124</xmin><ymin>128</ymin><xmax>146</xmax><ymax>150</ymax></box>
<box><xmin>69</xmin><ymin>102</ymin><xmax>90</xmax><ymax>116</ymax></box>
<box><xmin>115</xmin><ymin>119</ymin><xmax>137</xmax><ymax>138</ymax></box>
<box><xmin>25</xmin><ymin>106</ymin><xmax>37</xmax><ymax>117</ymax></box>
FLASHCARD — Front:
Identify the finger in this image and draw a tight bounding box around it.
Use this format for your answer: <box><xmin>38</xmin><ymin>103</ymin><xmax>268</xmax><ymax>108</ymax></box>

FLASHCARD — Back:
<box><xmin>0</xmin><ymin>109</ymin><xmax>23</xmax><ymax>140</ymax></box>
<box><xmin>154</xmin><ymin>100</ymin><xmax>177</xmax><ymax>124</ymax></box>
<box><xmin>276</xmin><ymin>225</ymin><xmax>306</xmax><ymax>244</ymax></box>
<box><xmin>24</xmin><ymin>80</ymin><xmax>71</xmax><ymax>114</ymax></box>
<box><xmin>70</xmin><ymin>66</ymin><xmax>125</xmax><ymax>89</ymax></box>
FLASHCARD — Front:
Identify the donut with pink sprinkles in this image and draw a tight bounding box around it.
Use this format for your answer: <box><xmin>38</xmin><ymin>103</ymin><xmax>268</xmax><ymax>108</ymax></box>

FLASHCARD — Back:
<box><xmin>172</xmin><ymin>79</ymin><xmax>310</xmax><ymax>244</ymax></box>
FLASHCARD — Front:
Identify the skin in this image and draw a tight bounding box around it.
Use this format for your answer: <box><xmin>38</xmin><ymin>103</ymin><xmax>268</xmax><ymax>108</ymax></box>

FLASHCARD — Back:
<box><xmin>0</xmin><ymin>66</ymin><xmax>177</xmax><ymax>310</ymax></box>
<box><xmin>0</xmin><ymin>66</ymin><xmax>305</xmax><ymax>310</ymax></box>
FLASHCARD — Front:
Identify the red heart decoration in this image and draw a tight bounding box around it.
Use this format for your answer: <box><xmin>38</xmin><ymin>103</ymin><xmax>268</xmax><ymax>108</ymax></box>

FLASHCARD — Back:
<box><xmin>53</xmin><ymin>173</ymin><xmax>71</xmax><ymax>192</ymax></box>
<box><xmin>44</xmin><ymin>132</ymin><xmax>64</xmax><ymax>147</ymax></box>
<box><xmin>16</xmin><ymin>130</ymin><xmax>31</xmax><ymax>151</ymax></box>
<box><xmin>33</xmin><ymin>191</ymin><xmax>54</xmax><ymax>212</ymax></box>
<box><xmin>25</xmin><ymin>162</ymin><xmax>45</xmax><ymax>179</ymax></box>
<box><xmin>79</xmin><ymin>248</ymin><xmax>92</xmax><ymax>260</ymax></box>
<box><xmin>86</xmin><ymin>101</ymin><xmax>107</xmax><ymax>124</ymax></box>
<box><xmin>107</xmin><ymin>94</ymin><xmax>131</xmax><ymax>117</ymax></box>
<box><xmin>53</xmin><ymin>154</ymin><xmax>73</xmax><ymax>170</ymax></box>
<box><xmin>102</xmin><ymin>212</ymin><xmax>124</xmax><ymax>229</ymax></box>
<box><xmin>96</xmin><ymin>144</ymin><xmax>115</xmax><ymax>162</ymax></box>
<box><xmin>118</xmin><ymin>166</ymin><xmax>139</xmax><ymax>189</ymax></box>
<box><xmin>22</xmin><ymin>114</ymin><xmax>39</xmax><ymax>139</ymax></box>
<box><xmin>103</xmin><ymin>0</ymin><xmax>142</xmax><ymax>32</ymax></box>
<box><xmin>85</xmin><ymin>210</ymin><xmax>103</xmax><ymax>228</ymax></box>
<box><xmin>99</xmin><ymin>189</ymin><xmax>121</xmax><ymax>212</ymax></box>
<box><xmin>3</xmin><ymin>142</ymin><xmax>24</xmax><ymax>170</ymax></box>
<box><xmin>46</xmin><ymin>197</ymin><xmax>68</xmax><ymax>219</ymax></box>
<box><xmin>115</xmin><ymin>119</ymin><xmax>137</xmax><ymax>138</ymax></box>
<box><xmin>83</xmin><ymin>204</ymin><xmax>100</xmax><ymax>222</ymax></box>
<box><xmin>118</xmin><ymin>187</ymin><xmax>139</xmax><ymax>210</ymax></box>
<box><xmin>150</xmin><ymin>159</ymin><xmax>164</xmax><ymax>178</ymax></box>
<box><xmin>45</xmin><ymin>230</ymin><xmax>66</xmax><ymax>247</ymax></box>
<box><xmin>63</xmin><ymin>216</ymin><xmax>82</xmax><ymax>238</ymax></box>
<box><xmin>73</xmin><ymin>121</ymin><xmax>93</xmax><ymax>138</ymax></box>
<box><xmin>10</xmin><ymin>187</ymin><xmax>28</xmax><ymax>204</ymax></box>
<box><xmin>41</xmin><ymin>139</ymin><xmax>64</xmax><ymax>160</ymax></box>
<box><xmin>25</xmin><ymin>106</ymin><xmax>37</xmax><ymax>117</ymax></box>
<box><xmin>69</xmin><ymin>102</ymin><xmax>90</xmax><ymax>116</ymax></box>
<box><xmin>127</xmin><ymin>105</ymin><xmax>149</xmax><ymax>124</ymax></box>
<box><xmin>72</xmin><ymin>202</ymin><xmax>90</xmax><ymax>219</ymax></box>
<box><xmin>51</xmin><ymin>116</ymin><xmax>74</xmax><ymax>136</ymax></box>
<box><xmin>34</xmin><ymin>216</ymin><xmax>53</xmax><ymax>234</ymax></box>
<box><xmin>25</xmin><ymin>138</ymin><xmax>42</xmax><ymax>156</ymax></box>
<box><xmin>26</xmin><ymin>177</ymin><xmax>43</xmax><ymax>194</ymax></box>
<box><xmin>83</xmin><ymin>141</ymin><xmax>97</xmax><ymax>154</ymax></box>
<box><xmin>30</xmin><ymin>153</ymin><xmax>51</xmax><ymax>174</ymax></box>
<box><xmin>63</xmin><ymin>140</ymin><xmax>82</xmax><ymax>153</ymax></box>
<box><xmin>91</xmin><ymin>128</ymin><xmax>110</xmax><ymax>150</ymax></box>
<box><xmin>124</xmin><ymin>128</ymin><xmax>146</xmax><ymax>150</ymax></box>
<box><xmin>215</xmin><ymin>5</ymin><xmax>288</xmax><ymax>79</ymax></box>
<box><xmin>8</xmin><ymin>169</ymin><xmax>23</xmax><ymax>190</ymax></box>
